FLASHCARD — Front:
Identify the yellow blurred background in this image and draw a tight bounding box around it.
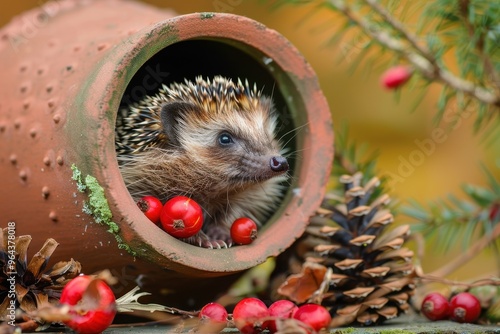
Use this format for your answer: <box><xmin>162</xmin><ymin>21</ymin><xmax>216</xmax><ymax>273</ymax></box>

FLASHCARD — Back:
<box><xmin>1</xmin><ymin>1</ymin><xmax>498</xmax><ymax>283</ymax></box>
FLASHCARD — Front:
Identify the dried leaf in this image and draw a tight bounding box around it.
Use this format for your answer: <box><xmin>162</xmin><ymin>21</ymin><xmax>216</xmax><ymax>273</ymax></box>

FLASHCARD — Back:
<box><xmin>47</xmin><ymin>259</ymin><xmax>81</xmax><ymax>278</ymax></box>
<box><xmin>274</xmin><ymin>318</ymin><xmax>313</xmax><ymax>334</ymax></box>
<box><xmin>94</xmin><ymin>269</ymin><xmax>119</xmax><ymax>286</ymax></box>
<box><xmin>80</xmin><ymin>278</ymin><xmax>110</xmax><ymax>312</ymax></box>
<box><xmin>116</xmin><ymin>286</ymin><xmax>174</xmax><ymax>313</ymax></box>
<box><xmin>30</xmin><ymin>303</ymin><xmax>72</xmax><ymax>323</ymax></box>
<box><xmin>277</xmin><ymin>262</ymin><xmax>329</xmax><ymax>304</ymax></box>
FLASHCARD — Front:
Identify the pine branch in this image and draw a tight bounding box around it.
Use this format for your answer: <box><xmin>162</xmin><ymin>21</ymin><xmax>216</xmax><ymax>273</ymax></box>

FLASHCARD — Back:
<box><xmin>269</xmin><ymin>0</ymin><xmax>500</xmax><ymax>132</ymax></box>
<box><xmin>404</xmin><ymin>166</ymin><xmax>500</xmax><ymax>261</ymax></box>
<box><xmin>332</xmin><ymin>123</ymin><xmax>384</xmax><ymax>188</ymax></box>
<box><xmin>426</xmin><ymin>221</ymin><xmax>500</xmax><ymax>278</ymax></box>
<box><xmin>327</xmin><ymin>0</ymin><xmax>500</xmax><ymax>108</ymax></box>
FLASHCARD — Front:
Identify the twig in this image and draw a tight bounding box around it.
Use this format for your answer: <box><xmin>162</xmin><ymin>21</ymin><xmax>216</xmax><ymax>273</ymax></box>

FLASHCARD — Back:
<box><xmin>363</xmin><ymin>0</ymin><xmax>435</xmax><ymax>64</ymax></box>
<box><xmin>328</xmin><ymin>0</ymin><xmax>500</xmax><ymax>108</ymax></box>
<box><xmin>418</xmin><ymin>274</ymin><xmax>500</xmax><ymax>288</ymax></box>
<box><xmin>426</xmin><ymin>221</ymin><xmax>500</xmax><ymax>278</ymax></box>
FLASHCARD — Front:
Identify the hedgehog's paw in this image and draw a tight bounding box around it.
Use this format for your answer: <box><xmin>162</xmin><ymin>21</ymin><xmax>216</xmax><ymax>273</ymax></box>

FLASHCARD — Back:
<box><xmin>205</xmin><ymin>225</ymin><xmax>233</xmax><ymax>249</ymax></box>
<box><xmin>183</xmin><ymin>229</ymin><xmax>233</xmax><ymax>249</ymax></box>
<box><xmin>203</xmin><ymin>239</ymin><xmax>232</xmax><ymax>249</ymax></box>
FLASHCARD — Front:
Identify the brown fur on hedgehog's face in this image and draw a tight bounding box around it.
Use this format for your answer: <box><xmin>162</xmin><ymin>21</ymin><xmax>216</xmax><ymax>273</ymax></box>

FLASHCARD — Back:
<box><xmin>160</xmin><ymin>94</ymin><xmax>288</xmax><ymax>189</ymax></box>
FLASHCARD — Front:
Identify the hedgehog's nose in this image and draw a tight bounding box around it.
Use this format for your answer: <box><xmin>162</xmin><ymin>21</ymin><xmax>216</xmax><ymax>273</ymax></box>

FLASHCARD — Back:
<box><xmin>270</xmin><ymin>156</ymin><xmax>289</xmax><ymax>173</ymax></box>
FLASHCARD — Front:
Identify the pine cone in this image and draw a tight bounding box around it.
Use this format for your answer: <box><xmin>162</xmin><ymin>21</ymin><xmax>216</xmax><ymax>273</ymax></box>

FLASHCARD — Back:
<box><xmin>276</xmin><ymin>172</ymin><xmax>415</xmax><ymax>327</ymax></box>
<box><xmin>0</xmin><ymin>227</ymin><xmax>81</xmax><ymax>329</ymax></box>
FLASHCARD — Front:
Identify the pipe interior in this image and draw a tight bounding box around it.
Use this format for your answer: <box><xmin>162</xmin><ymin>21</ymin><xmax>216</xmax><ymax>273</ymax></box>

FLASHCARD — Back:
<box><xmin>117</xmin><ymin>39</ymin><xmax>300</xmax><ymax>226</ymax></box>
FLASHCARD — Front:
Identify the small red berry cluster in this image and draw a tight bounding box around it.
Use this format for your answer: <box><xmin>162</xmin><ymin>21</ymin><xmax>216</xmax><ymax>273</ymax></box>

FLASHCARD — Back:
<box><xmin>137</xmin><ymin>195</ymin><xmax>258</xmax><ymax>244</ymax></box>
<box><xmin>421</xmin><ymin>292</ymin><xmax>482</xmax><ymax>323</ymax></box>
<box><xmin>58</xmin><ymin>274</ymin><xmax>331</xmax><ymax>333</ymax></box>
<box><xmin>199</xmin><ymin>298</ymin><xmax>331</xmax><ymax>334</ymax></box>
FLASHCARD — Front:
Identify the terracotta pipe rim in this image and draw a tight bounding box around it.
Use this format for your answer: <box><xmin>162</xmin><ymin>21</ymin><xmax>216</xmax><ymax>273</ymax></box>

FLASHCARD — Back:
<box><xmin>81</xmin><ymin>12</ymin><xmax>333</xmax><ymax>276</ymax></box>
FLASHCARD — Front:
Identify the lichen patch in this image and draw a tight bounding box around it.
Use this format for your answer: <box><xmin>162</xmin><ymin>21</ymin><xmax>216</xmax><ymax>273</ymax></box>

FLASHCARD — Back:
<box><xmin>71</xmin><ymin>164</ymin><xmax>136</xmax><ymax>256</ymax></box>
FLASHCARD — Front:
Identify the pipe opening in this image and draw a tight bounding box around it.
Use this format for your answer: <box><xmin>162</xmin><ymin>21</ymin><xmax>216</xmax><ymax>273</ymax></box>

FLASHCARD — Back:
<box><xmin>115</xmin><ymin>39</ymin><xmax>300</xmax><ymax>237</ymax></box>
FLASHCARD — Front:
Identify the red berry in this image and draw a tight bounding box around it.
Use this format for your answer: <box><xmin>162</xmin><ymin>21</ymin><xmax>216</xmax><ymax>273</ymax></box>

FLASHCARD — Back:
<box><xmin>232</xmin><ymin>297</ymin><xmax>269</xmax><ymax>334</ymax></box>
<box><xmin>489</xmin><ymin>203</ymin><xmax>500</xmax><ymax>222</ymax></box>
<box><xmin>160</xmin><ymin>196</ymin><xmax>203</xmax><ymax>238</ymax></box>
<box><xmin>380</xmin><ymin>65</ymin><xmax>413</xmax><ymax>89</ymax></box>
<box><xmin>449</xmin><ymin>292</ymin><xmax>481</xmax><ymax>323</ymax></box>
<box><xmin>267</xmin><ymin>300</ymin><xmax>299</xmax><ymax>333</ymax></box>
<box><xmin>60</xmin><ymin>275</ymin><xmax>116</xmax><ymax>334</ymax></box>
<box><xmin>137</xmin><ymin>195</ymin><xmax>163</xmax><ymax>225</ymax></box>
<box><xmin>230</xmin><ymin>217</ymin><xmax>258</xmax><ymax>245</ymax></box>
<box><xmin>293</xmin><ymin>304</ymin><xmax>331</xmax><ymax>332</ymax></box>
<box><xmin>421</xmin><ymin>292</ymin><xmax>450</xmax><ymax>321</ymax></box>
<box><xmin>199</xmin><ymin>302</ymin><xmax>228</xmax><ymax>332</ymax></box>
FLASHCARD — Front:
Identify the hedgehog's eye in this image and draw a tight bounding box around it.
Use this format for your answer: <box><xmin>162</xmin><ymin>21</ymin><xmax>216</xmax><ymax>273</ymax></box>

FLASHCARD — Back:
<box><xmin>218</xmin><ymin>133</ymin><xmax>234</xmax><ymax>146</ymax></box>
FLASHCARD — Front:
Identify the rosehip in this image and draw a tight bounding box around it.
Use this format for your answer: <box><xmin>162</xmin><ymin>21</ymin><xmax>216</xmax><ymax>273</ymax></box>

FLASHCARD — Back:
<box><xmin>137</xmin><ymin>195</ymin><xmax>163</xmax><ymax>225</ymax></box>
<box><xmin>199</xmin><ymin>302</ymin><xmax>228</xmax><ymax>332</ymax></box>
<box><xmin>380</xmin><ymin>65</ymin><xmax>413</xmax><ymax>89</ymax></box>
<box><xmin>60</xmin><ymin>275</ymin><xmax>116</xmax><ymax>334</ymax></box>
<box><xmin>449</xmin><ymin>292</ymin><xmax>481</xmax><ymax>323</ymax></box>
<box><xmin>293</xmin><ymin>304</ymin><xmax>331</xmax><ymax>332</ymax></box>
<box><xmin>230</xmin><ymin>217</ymin><xmax>258</xmax><ymax>245</ymax></box>
<box><xmin>160</xmin><ymin>196</ymin><xmax>203</xmax><ymax>238</ymax></box>
<box><xmin>421</xmin><ymin>292</ymin><xmax>450</xmax><ymax>321</ymax></box>
<box><xmin>232</xmin><ymin>297</ymin><xmax>269</xmax><ymax>334</ymax></box>
<box><xmin>489</xmin><ymin>203</ymin><xmax>500</xmax><ymax>222</ymax></box>
<box><xmin>267</xmin><ymin>300</ymin><xmax>299</xmax><ymax>333</ymax></box>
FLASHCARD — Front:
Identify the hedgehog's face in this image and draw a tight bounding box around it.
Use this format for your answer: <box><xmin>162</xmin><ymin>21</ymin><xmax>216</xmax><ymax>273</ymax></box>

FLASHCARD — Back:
<box><xmin>161</xmin><ymin>98</ymin><xmax>288</xmax><ymax>186</ymax></box>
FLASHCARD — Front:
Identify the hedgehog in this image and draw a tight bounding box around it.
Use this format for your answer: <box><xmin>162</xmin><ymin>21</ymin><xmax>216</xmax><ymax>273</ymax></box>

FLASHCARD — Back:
<box><xmin>115</xmin><ymin>76</ymin><xmax>289</xmax><ymax>248</ymax></box>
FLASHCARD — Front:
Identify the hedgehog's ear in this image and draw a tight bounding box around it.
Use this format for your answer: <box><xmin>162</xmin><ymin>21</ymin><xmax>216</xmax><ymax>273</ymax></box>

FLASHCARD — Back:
<box><xmin>160</xmin><ymin>101</ymin><xmax>197</xmax><ymax>146</ymax></box>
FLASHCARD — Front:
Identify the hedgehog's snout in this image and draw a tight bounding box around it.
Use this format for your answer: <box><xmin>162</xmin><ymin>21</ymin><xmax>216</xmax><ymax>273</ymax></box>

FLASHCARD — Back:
<box><xmin>270</xmin><ymin>156</ymin><xmax>289</xmax><ymax>173</ymax></box>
